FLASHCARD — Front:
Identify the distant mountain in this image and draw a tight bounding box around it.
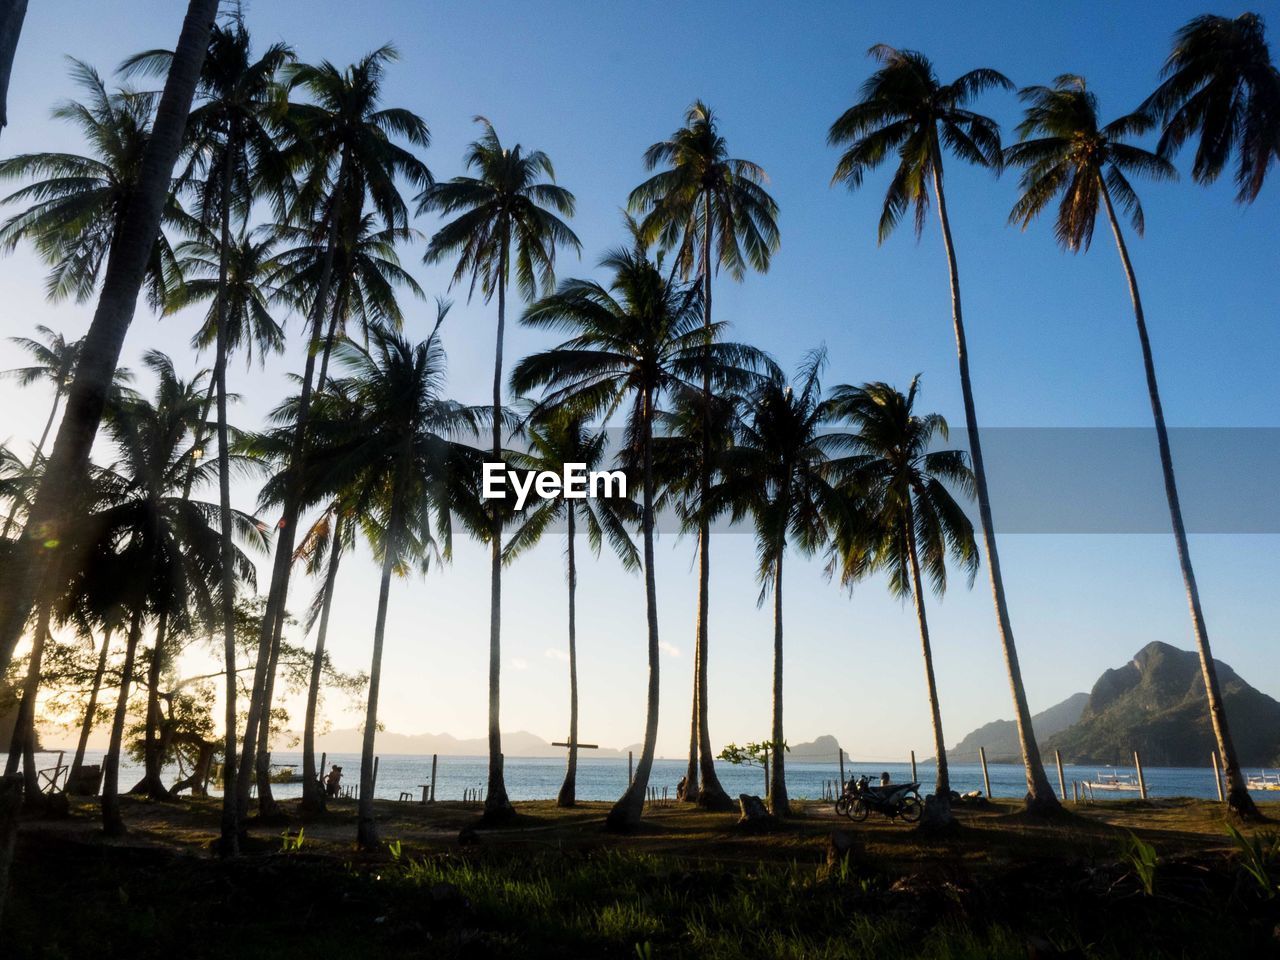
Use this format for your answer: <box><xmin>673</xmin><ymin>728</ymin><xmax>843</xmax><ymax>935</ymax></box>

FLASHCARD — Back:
<box><xmin>788</xmin><ymin>734</ymin><xmax>845</xmax><ymax>762</ymax></box>
<box><xmin>311</xmin><ymin>728</ymin><xmax>642</xmax><ymax>759</ymax></box>
<box><xmin>951</xmin><ymin>692</ymin><xmax>1088</xmax><ymax>763</ymax></box>
<box><xmin>1047</xmin><ymin>641</ymin><xmax>1280</xmax><ymax>766</ymax></box>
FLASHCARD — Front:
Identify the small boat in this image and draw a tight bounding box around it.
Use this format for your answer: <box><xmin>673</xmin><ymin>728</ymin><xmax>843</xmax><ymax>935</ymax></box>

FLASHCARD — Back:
<box><xmin>1083</xmin><ymin>770</ymin><xmax>1142</xmax><ymax>792</ymax></box>
<box><xmin>1247</xmin><ymin>771</ymin><xmax>1280</xmax><ymax>792</ymax></box>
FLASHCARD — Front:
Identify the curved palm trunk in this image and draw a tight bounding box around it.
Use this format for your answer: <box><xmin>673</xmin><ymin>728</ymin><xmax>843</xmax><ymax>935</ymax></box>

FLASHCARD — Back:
<box><xmin>904</xmin><ymin>512</ymin><xmax>952</xmax><ymax>828</ymax></box>
<box><xmin>768</xmin><ymin>548</ymin><xmax>788</xmax><ymax>815</ymax></box>
<box><xmin>357</xmin><ymin>456</ymin><xmax>409</xmax><ymax>849</ymax></box>
<box><xmin>1100</xmin><ymin>183</ymin><xmax>1259</xmax><ymax>819</ymax></box>
<box><xmin>606</xmin><ymin>389</ymin><xmax>661</xmax><ymax>830</ymax></box>
<box><xmin>253</xmin><ymin>610</ymin><xmax>286</xmax><ymax>815</ymax></box>
<box><xmin>69</xmin><ymin>627</ymin><xmax>113</xmax><ymax>790</ymax></box>
<box><xmin>0</xmin><ymin>0</ymin><xmax>28</xmax><ymax>142</ymax></box>
<box><xmin>483</xmin><ymin>237</ymin><xmax>513</xmax><ymax>821</ymax></box>
<box><xmin>929</xmin><ymin>151</ymin><xmax>1058</xmax><ymax>813</ymax></box>
<box><xmin>137</xmin><ymin>610</ymin><xmax>171</xmax><ymax>798</ymax></box>
<box><xmin>5</xmin><ymin>602</ymin><xmax>49</xmax><ymax>797</ymax></box>
<box><xmin>692</xmin><ymin>191</ymin><xmax>732</xmax><ymax>810</ymax></box>
<box><xmin>301</xmin><ymin>515</ymin><xmax>344</xmax><ymax>813</ymax></box>
<box><xmin>0</xmin><ymin>0</ymin><xmax>217</xmax><ymax>678</ymax></box>
<box><xmin>102</xmin><ymin>603</ymin><xmax>146</xmax><ymax>836</ymax></box>
<box><xmin>557</xmin><ymin>508</ymin><xmax>579</xmax><ymax>807</ymax></box>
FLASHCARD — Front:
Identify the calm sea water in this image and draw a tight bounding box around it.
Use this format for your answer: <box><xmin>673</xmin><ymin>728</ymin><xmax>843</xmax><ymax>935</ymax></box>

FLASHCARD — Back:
<box><xmin>47</xmin><ymin>749</ymin><xmax>1274</xmax><ymax>803</ymax></box>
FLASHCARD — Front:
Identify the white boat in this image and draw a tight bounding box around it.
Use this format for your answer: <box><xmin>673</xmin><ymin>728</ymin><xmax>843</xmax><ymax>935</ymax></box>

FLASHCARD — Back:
<box><xmin>1083</xmin><ymin>770</ymin><xmax>1142</xmax><ymax>792</ymax></box>
<box><xmin>1247</xmin><ymin>771</ymin><xmax>1280</xmax><ymax>792</ymax></box>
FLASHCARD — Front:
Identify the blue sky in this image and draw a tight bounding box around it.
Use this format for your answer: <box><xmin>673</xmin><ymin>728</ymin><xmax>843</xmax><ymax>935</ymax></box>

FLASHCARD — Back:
<box><xmin>6</xmin><ymin>1</ymin><xmax>1278</xmax><ymax>760</ymax></box>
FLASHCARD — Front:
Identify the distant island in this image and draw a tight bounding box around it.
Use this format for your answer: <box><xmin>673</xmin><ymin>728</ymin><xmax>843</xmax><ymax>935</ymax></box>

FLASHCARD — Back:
<box><xmin>952</xmin><ymin>641</ymin><xmax>1280</xmax><ymax>766</ymax></box>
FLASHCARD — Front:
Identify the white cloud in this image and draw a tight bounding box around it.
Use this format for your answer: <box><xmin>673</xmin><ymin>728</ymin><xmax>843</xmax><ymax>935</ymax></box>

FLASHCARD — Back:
<box><xmin>658</xmin><ymin>641</ymin><xmax>680</xmax><ymax>658</ymax></box>
<box><xmin>510</xmin><ymin>657</ymin><xmax>529</xmax><ymax>671</ymax></box>
<box><xmin>544</xmin><ymin>648</ymin><xmax>570</xmax><ymax>662</ymax></box>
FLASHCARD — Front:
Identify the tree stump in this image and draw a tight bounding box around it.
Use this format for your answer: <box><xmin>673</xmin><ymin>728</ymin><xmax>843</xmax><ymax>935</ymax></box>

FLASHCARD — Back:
<box><xmin>736</xmin><ymin>793</ymin><xmax>777</xmax><ymax>832</ymax></box>
<box><xmin>826</xmin><ymin>830</ymin><xmax>859</xmax><ymax>869</ymax></box>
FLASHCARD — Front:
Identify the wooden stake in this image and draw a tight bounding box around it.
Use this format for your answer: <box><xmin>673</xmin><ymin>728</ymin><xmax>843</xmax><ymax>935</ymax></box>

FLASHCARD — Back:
<box><xmin>838</xmin><ymin>748</ymin><xmax>845</xmax><ymax>787</ymax></box>
<box><xmin>1211</xmin><ymin>751</ymin><xmax>1225</xmax><ymax>802</ymax></box>
<box><xmin>430</xmin><ymin>753</ymin><xmax>438</xmax><ymax>802</ymax></box>
<box><xmin>1055</xmin><ymin>749</ymin><xmax>1066</xmax><ymax>799</ymax></box>
<box><xmin>979</xmin><ymin>747</ymin><xmax>991</xmax><ymax>798</ymax></box>
<box><xmin>628</xmin><ymin>750</ymin><xmax>633</xmax><ymax>785</ymax></box>
<box><xmin>372</xmin><ymin>756</ymin><xmax>379</xmax><ymax>793</ymax></box>
<box><xmin>910</xmin><ymin>750</ymin><xmax>917</xmax><ymax>783</ymax></box>
<box><xmin>1133</xmin><ymin>750</ymin><xmax>1147</xmax><ymax>799</ymax></box>
<box><xmin>763</xmin><ymin>745</ymin><xmax>770</xmax><ymax>797</ymax></box>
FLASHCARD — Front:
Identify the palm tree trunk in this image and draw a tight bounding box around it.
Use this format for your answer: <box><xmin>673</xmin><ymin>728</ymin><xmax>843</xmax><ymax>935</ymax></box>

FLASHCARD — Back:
<box><xmin>253</xmin><ymin>613</ymin><xmax>284</xmax><ymax>816</ymax></box>
<box><xmin>483</xmin><ymin>231</ymin><xmax>513</xmax><ymax>821</ymax></box>
<box><xmin>5</xmin><ymin>601</ymin><xmax>49</xmax><ymax>797</ymax></box>
<box><xmin>211</xmin><ymin>138</ymin><xmax>243</xmax><ymax>850</ymax></box>
<box><xmin>103</xmin><ymin>602</ymin><xmax>146</xmax><ymax>836</ymax></box>
<box><xmin>0</xmin><ymin>0</ymin><xmax>29</xmax><ymax>141</ymax></box>
<box><xmin>0</xmin><ymin>0</ymin><xmax>218</xmax><ymax>679</ymax></box>
<box><xmin>928</xmin><ymin>149</ymin><xmax>1059</xmax><ymax>813</ymax></box>
<box><xmin>904</xmin><ymin>510</ymin><xmax>952</xmax><ymax>828</ymax></box>
<box><xmin>557</xmin><ymin>508</ymin><xmax>579</xmax><ymax>807</ymax></box>
<box><xmin>606</xmin><ymin>388</ymin><xmax>661</xmax><ymax>830</ymax></box>
<box><xmin>236</xmin><ymin>212</ymin><xmax>340</xmax><ymax>821</ymax></box>
<box><xmin>768</xmin><ymin>547</ymin><xmax>788</xmax><ymax>815</ymax></box>
<box><xmin>69</xmin><ymin>626</ymin><xmax>113</xmax><ymax>790</ymax></box>
<box><xmin>692</xmin><ymin>189</ymin><xmax>732</xmax><ymax>810</ymax></box>
<box><xmin>1100</xmin><ymin>182</ymin><xmax>1259</xmax><ymax>819</ymax></box>
<box><xmin>357</xmin><ymin>454</ymin><xmax>409</xmax><ymax>849</ymax></box>
<box><xmin>137</xmin><ymin>609</ymin><xmax>170</xmax><ymax>798</ymax></box>
<box><xmin>301</xmin><ymin>514</ymin><xmax>343</xmax><ymax>813</ymax></box>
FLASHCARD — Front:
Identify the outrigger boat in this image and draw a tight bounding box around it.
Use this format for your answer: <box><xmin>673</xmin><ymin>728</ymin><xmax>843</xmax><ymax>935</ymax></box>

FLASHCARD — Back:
<box><xmin>1083</xmin><ymin>770</ymin><xmax>1142</xmax><ymax>792</ymax></box>
<box><xmin>1247</xmin><ymin>771</ymin><xmax>1280</xmax><ymax>792</ymax></box>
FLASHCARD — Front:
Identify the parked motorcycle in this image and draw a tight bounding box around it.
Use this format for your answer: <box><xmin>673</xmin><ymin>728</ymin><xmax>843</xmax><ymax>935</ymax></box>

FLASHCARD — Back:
<box><xmin>835</xmin><ymin>775</ymin><xmax>922</xmax><ymax>823</ymax></box>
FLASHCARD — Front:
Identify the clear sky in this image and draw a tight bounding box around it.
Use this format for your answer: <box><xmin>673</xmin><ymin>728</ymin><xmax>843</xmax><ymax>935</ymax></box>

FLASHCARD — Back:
<box><xmin>7</xmin><ymin>1</ymin><xmax>1278</xmax><ymax>760</ymax></box>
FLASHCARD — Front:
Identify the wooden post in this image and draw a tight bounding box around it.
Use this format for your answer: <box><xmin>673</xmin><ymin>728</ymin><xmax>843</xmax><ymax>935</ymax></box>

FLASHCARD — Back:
<box><xmin>319</xmin><ymin>752</ymin><xmax>326</xmax><ymax>789</ymax></box>
<box><xmin>1211</xmin><ymin>751</ymin><xmax>1224</xmax><ymax>802</ymax></box>
<box><xmin>838</xmin><ymin>748</ymin><xmax>845</xmax><ymax>787</ymax></box>
<box><xmin>52</xmin><ymin>750</ymin><xmax>65</xmax><ymax>791</ymax></box>
<box><xmin>910</xmin><ymin>750</ymin><xmax>917</xmax><ymax>783</ymax></box>
<box><xmin>1072</xmin><ymin>781</ymin><xmax>1079</xmax><ymax>803</ymax></box>
<box><xmin>1054</xmin><ymin>749</ymin><xmax>1066</xmax><ymax>799</ymax></box>
<box><xmin>763</xmin><ymin>746</ymin><xmax>770</xmax><ymax>797</ymax></box>
<box><xmin>979</xmin><ymin>747</ymin><xmax>991</xmax><ymax>798</ymax></box>
<box><xmin>430</xmin><ymin>753</ymin><xmax>438</xmax><ymax>802</ymax></box>
<box><xmin>1133</xmin><ymin>750</ymin><xmax>1147</xmax><ymax>799</ymax></box>
<box><xmin>628</xmin><ymin>751</ymin><xmax>633</xmax><ymax>784</ymax></box>
<box><xmin>372</xmin><ymin>756</ymin><xmax>380</xmax><ymax>794</ymax></box>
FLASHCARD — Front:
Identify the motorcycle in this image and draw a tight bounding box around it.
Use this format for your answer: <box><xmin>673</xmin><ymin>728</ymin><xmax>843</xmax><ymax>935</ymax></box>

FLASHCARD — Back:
<box><xmin>834</xmin><ymin>775</ymin><xmax>923</xmax><ymax>823</ymax></box>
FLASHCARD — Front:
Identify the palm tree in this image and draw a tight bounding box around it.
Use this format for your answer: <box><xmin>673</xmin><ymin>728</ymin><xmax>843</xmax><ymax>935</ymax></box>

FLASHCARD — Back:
<box><xmin>628</xmin><ymin>102</ymin><xmax>779</xmax><ymax>808</ymax></box>
<box><xmin>0</xmin><ymin>0</ymin><xmax>218</xmax><ymax>684</ymax></box>
<box><xmin>236</xmin><ymin>44</ymin><xmax>431</xmax><ymax>821</ymax></box>
<box><xmin>0</xmin><ymin>59</ymin><xmax>188</xmax><ymax>306</ymax></box>
<box><xmin>708</xmin><ymin>351</ymin><xmax>849</xmax><ymax>816</ymax></box>
<box><xmin>66</xmin><ymin>352</ymin><xmax>264</xmax><ymax>834</ymax></box>
<box><xmin>503</xmin><ymin>410</ymin><xmax>639</xmax><ymax>806</ymax></box>
<box><xmin>0</xmin><ymin>0</ymin><xmax>28</xmax><ymax>142</ymax></box>
<box><xmin>419</xmin><ymin>117</ymin><xmax>579</xmax><ymax>820</ymax></box>
<box><xmin>513</xmin><ymin>235</ymin><xmax>758</xmax><ymax>829</ymax></box>
<box><xmin>828</xmin><ymin>378</ymin><xmax>977</xmax><ymax>829</ymax></box>
<box><xmin>1005</xmin><ymin>75</ymin><xmax>1260</xmax><ymax>819</ymax></box>
<box><xmin>827</xmin><ymin>46</ymin><xmax>1060</xmax><ymax>813</ymax></box>
<box><xmin>1143</xmin><ymin>12</ymin><xmax>1280</xmax><ymax>203</ymax></box>
<box><xmin>301</xmin><ymin>324</ymin><xmax>484</xmax><ymax>848</ymax></box>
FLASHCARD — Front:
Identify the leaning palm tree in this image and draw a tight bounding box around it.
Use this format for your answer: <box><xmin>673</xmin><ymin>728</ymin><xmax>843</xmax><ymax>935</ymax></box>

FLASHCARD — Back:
<box><xmin>301</xmin><ymin>325</ymin><xmax>485</xmax><ymax>849</ymax></box>
<box><xmin>827</xmin><ymin>46</ymin><xmax>1060</xmax><ymax>813</ymax></box>
<box><xmin>628</xmin><ymin>102</ymin><xmax>779</xmax><ymax>807</ymax></box>
<box><xmin>0</xmin><ymin>0</ymin><xmax>28</xmax><ymax>143</ymax></box>
<box><xmin>828</xmin><ymin>378</ymin><xmax>977</xmax><ymax>829</ymax></box>
<box><xmin>513</xmin><ymin>235</ymin><xmax>757</xmax><ymax>829</ymax></box>
<box><xmin>0</xmin><ymin>59</ymin><xmax>188</xmax><ymax>306</ymax></box>
<box><xmin>1005</xmin><ymin>75</ymin><xmax>1260</xmax><ymax>819</ymax></box>
<box><xmin>235</xmin><ymin>44</ymin><xmax>432</xmax><ymax>821</ymax></box>
<box><xmin>419</xmin><ymin>117</ymin><xmax>579</xmax><ymax>820</ymax></box>
<box><xmin>708</xmin><ymin>351</ymin><xmax>848</xmax><ymax>816</ymax></box>
<box><xmin>503</xmin><ymin>410</ymin><xmax>639</xmax><ymax>806</ymax></box>
<box><xmin>1143</xmin><ymin>12</ymin><xmax>1280</xmax><ymax>204</ymax></box>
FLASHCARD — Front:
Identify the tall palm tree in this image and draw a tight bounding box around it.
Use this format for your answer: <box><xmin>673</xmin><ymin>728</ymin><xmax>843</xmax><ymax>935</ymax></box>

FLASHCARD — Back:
<box><xmin>0</xmin><ymin>0</ymin><xmax>28</xmax><ymax>142</ymax></box>
<box><xmin>0</xmin><ymin>59</ymin><xmax>188</xmax><ymax>306</ymax></box>
<box><xmin>236</xmin><ymin>44</ymin><xmax>431</xmax><ymax>820</ymax></box>
<box><xmin>827</xmin><ymin>46</ymin><xmax>1060</xmax><ymax>813</ymax></box>
<box><xmin>1143</xmin><ymin>12</ymin><xmax>1280</xmax><ymax>204</ymax></box>
<box><xmin>708</xmin><ymin>351</ymin><xmax>848</xmax><ymax>816</ymax></box>
<box><xmin>514</xmin><ymin>236</ymin><xmax>757</xmax><ymax>829</ymax></box>
<box><xmin>503</xmin><ymin>410</ymin><xmax>639</xmax><ymax>806</ymax></box>
<box><xmin>419</xmin><ymin>117</ymin><xmax>579</xmax><ymax>820</ymax></box>
<box><xmin>828</xmin><ymin>378</ymin><xmax>977</xmax><ymax>829</ymax></box>
<box><xmin>301</xmin><ymin>325</ymin><xmax>484</xmax><ymax>849</ymax></box>
<box><xmin>628</xmin><ymin>102</ymin><xmax>778</xmax><ymax>808</ymax></box>
<box><xmin>1005</xmin><ymin>75</ymin><xmax>1260</xmax><ymax>819</ymax></box>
